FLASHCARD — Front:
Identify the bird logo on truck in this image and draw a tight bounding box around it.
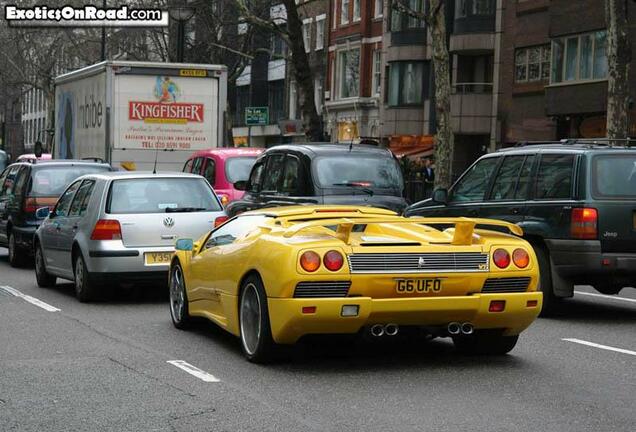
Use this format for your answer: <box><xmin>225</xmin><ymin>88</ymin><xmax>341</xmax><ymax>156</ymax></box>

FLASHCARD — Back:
<box><xmin>128</xmin><ymin>76</ymin><xmax>204</xmax><ymax>124</ymax></box>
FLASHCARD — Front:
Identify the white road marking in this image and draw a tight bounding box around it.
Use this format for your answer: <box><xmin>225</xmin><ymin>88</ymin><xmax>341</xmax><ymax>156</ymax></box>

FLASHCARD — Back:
<box><xmin>574</xmin><ymin>290</ymin><xmax>636</xmax><ymax>304</ymax></box>
<box><xmin>0</xmin><ymin>285</ymin><xmax>60</xmax><ymax>312</ymax></box>
<box><xmin>167</xmin><ymin>360</ymin><xmax>220</xmax><ymax>382</ymax></box>
<box><xmin>563</xmin><ymin>338</ymin><xmax>636</xmax><ymax>357</ymax></box>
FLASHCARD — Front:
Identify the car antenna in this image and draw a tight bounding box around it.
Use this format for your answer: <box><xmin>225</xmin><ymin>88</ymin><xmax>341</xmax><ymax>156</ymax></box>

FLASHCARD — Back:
<box><xmin>152</xmin><ymin>147</ymin><xmax>159</xmax><ymax>174</ymax></box>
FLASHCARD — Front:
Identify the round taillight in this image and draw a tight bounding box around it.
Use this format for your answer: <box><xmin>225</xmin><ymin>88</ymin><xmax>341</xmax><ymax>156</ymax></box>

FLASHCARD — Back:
<box><xmin>323</xmin><ymin>250</ymin><xmax>344</xmax><ymax>271</ymax></box>
<box><xmin>493</xmin><ymin>249</ymin><xmax>511</xmax><ymax>269</ymax></box>
<box><xmin>512</xmin><ymin>248</ymin><xmax>529</xmax><ymax>268</ymax></box>
<box><xmin>300</xmin><ymin>251</ymin><xmax>321</xmax><ymax>272</ymax></box>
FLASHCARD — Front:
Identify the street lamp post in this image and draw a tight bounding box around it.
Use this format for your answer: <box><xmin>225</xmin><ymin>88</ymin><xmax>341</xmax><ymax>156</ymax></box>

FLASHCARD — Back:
<box><xmin>169</xmin><ymin>4</ymin><xmax>196</xmax><ymax>62</ymax></box>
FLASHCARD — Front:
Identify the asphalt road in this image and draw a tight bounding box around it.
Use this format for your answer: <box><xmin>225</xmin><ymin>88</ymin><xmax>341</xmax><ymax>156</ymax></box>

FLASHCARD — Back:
<box><xmin>0</xmin><ymin>248</ymin><xmax>634</xmax><ymax>432</ymax></box>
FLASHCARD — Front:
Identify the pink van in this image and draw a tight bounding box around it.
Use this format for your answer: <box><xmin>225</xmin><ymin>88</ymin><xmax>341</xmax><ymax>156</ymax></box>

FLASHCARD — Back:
<box><xmin>183</xmin><ymin>148</ymin><xmax>264</xmax><ymax>206</ymax></box>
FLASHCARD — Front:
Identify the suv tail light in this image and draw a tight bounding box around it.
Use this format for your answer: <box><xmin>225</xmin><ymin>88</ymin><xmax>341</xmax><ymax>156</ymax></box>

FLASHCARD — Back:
<box><xmin>571</xmin><ymin>208</ymin><xmax>598</xmax><ymax>239</ymax></box>
<box><xmin>91</xmin><ymin>219</ymin><xmax>122</xmax><ymax>240</ymax></box>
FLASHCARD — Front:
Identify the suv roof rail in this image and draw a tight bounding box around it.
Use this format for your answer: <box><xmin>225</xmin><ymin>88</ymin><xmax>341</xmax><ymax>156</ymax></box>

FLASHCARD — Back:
<box><xmin>513</xmin><ymin>138</ymin><xmax>635</xmax><ymax>148</ymax></box>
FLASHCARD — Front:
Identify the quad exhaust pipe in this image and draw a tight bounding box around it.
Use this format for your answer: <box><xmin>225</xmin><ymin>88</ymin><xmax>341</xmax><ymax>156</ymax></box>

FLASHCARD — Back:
<box><xmin>447</xmin><ymin>322</ymin><xmax>474</xmax><ymax>335</ymax></box>
<box><xmin>370</xmin><ymin>323</ymin><xmax>400</xmax><ymax>337</ymax></box>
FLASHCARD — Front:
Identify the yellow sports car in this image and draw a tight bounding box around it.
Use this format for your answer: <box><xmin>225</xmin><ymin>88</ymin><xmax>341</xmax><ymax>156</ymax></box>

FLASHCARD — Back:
<box><xmin>169</xmin><ymin>206</ymin><xmax>542</xmax><ymax>362</ymax></box>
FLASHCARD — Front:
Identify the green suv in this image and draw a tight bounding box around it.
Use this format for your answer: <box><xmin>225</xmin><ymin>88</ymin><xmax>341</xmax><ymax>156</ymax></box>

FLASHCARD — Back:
<box><xmin>405</xmin><ymin>140</ymin><xmax>636</xmax><ymax>313</ymax></box>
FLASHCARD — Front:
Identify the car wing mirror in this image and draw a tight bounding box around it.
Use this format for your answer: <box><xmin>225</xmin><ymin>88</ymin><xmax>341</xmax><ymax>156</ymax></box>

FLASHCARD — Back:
<box><xmin>233</xmin><ymin>180</ymin><xmax>247</xmax><ymax>191</ymax></box>
<box><xmin>36</xmin><ymin>207</ymin><xmax>50</xmax><ymax>219</ymax></box>
<box><xmin>175</xmin><ymin>238</ymin><xmax>194</xmax><ymax>252</ymax></box>
<box><xmin>432</xmin><ymin>188</ymin><xmax>449</xmax><ymax>205</ymax></box>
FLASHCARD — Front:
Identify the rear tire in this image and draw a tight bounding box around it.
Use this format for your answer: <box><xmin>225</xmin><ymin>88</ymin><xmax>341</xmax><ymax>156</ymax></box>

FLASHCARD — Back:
<box><xmin>73</xmin><ymin>252</ymin><xmax>95</xmax><ymax>303</ymax></box>
<box><xmin>8</xmin><ymin>231</ymin><xmax>25</xmax><ymax>268</ymax></box>
<box><xmin>239</xmin><ymin>275</ymin><xmax>278</xmax><ymax>363</ymax></box>
<box><xmin>453</xmin><ymin>331</ymin><xmax>519</xmax><ymax>355</ymax></box>
<box><xmin>534</xmin><ymin>245</ymin><xmax>561</xmax><ymax>316</ymax></box>
<box><xmin>35</xmin><ymin>242</ymin><xmax>56</xmax><ymax>288</ymax></box>
<box><xmin>169</xmin><ymin>263</ymin><xmax>192</xmax><ymax>329</ymax></box>
<box><xmin>595</xmin><ymin>283</ymin><xmax>622</xmax><ymax>295</ymax></box>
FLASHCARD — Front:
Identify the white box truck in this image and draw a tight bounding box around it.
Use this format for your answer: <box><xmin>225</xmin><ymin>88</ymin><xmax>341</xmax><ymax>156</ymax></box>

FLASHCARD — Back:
<box><xmin>54</xmin><ymin>61</ymin><xmax>227</xmax><ymax>171</ymax></box>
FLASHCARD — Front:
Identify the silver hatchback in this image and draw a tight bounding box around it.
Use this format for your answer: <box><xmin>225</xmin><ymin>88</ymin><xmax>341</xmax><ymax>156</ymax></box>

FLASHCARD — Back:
<box><xmin>34</xmin><ymin>172</ymin><xmax>227</xmax><ymax>302</ymax></box>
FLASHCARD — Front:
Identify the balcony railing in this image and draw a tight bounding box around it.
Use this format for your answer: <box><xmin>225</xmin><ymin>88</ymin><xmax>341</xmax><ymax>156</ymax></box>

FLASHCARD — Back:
<box><xmin>452</xmin><ymin>82</ymin><xmax>493</xmax><ymax>94</ymax></box>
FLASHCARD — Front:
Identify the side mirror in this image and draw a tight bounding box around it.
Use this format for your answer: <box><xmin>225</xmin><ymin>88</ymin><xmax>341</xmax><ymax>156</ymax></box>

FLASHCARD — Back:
<box><xmin>233</xmin><ymin>180</ymin><xmax>247</xmax><ymax>191</ymax></box>
<box><xmin>175</xmin><ymin>238</ymin><xmax>194</xmax><ymax>251</ymax></box>
<box><xmin>432</xmin><ymin>188</ymin><xmax>449</xmax><ymax>205</ymax></box>
<box><xmin>36</xmin><ymin>207</ymin><xmax>50</xmax><ymax>219</ymax></box>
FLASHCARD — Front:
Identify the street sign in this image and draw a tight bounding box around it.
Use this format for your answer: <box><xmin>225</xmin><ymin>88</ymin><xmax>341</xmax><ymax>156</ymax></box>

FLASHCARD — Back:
<box><xmin>245</xmin><ymin>107</ymin><xmax>269</xmax><ymax>126</ymax></box>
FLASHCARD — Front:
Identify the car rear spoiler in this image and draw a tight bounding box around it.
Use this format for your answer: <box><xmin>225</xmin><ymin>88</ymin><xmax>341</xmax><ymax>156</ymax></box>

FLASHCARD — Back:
<box><xmin>282</xmin><ymin>217</ymin><xmax>523</xmax><ymax>246</ymax></box>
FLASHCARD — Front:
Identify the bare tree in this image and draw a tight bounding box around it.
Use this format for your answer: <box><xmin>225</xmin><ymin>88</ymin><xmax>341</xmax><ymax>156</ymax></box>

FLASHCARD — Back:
<box><xmin>605</xmin><ymin>0</ymin><xmax>632</xmax><ymax>140</ymax></box>
<box><xmin>393</xmin><ymin>0</ymin><xmax>454</xmax><ymax>189</ymax></box>
<box><xmin>233</xmin><ymin>0</ymin><xmax>324</xmax><ymax>141</ymax></box>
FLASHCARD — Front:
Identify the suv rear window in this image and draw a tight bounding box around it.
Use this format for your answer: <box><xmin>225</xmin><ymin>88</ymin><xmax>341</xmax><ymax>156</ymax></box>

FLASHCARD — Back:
<box><xmin>30</xmin><ymin>165</ymin><xmax>109</xmax><ymax>197</ymax></box>
<box><xmin>107</xmin><ymin>177</ymin><xmax>222</xmax><ymax>214</ymax></box>
<box><xmin>314</xmin><ymin>155</ymin><xmax>403</xmax><ymax>191</ymax></box>
<box><xmin>592</xmin><ymin>154</ymin><xmax>636</xmax><ymax>198</ymax></box>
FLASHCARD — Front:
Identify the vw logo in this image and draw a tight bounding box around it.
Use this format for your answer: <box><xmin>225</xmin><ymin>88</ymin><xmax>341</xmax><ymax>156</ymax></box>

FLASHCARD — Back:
<box><xmin>163</xmin><ymin>217</ymin><xmax>175</xmax><ymax>228</ymax></box>
<box><xmin>418</xmin><ymin>257</ymin><xmax>426</xmax><ymax>268</ymax></box>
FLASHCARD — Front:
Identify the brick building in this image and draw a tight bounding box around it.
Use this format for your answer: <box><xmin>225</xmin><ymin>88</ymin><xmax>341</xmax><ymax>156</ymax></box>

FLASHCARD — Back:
<box><xmin>325</xmin><ymin>0</ymin><xmax>384</xmax><ymax>142</ymax></box>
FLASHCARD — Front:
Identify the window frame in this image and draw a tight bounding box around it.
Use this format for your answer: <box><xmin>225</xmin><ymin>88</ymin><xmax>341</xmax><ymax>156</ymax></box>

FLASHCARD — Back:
<box><xmin>247</xmin><ymin>159</ymin><xmax>266</xmax><ymax>194</ymax></box>
<box><xmin>387</xmin><ymin>61</ymin><xmax>426</xmax><ymax>107</ymax></box>
<box><xmin>487</xmin><ymin>155</ymin><xmax>535</xmax><ymax>202</ymax></box>
<box><xmin>280</xmin><ymin>154</ymin><xmax>303</xmax><ymax>196</ymax></box>
<box><xmin>449</xmin><ymin>156</ymin><xmax>501</xmax><ymax>203</ymax></box>
<box><xmin>53</xmin><ymin>180</ymin><xmax>82</xmax><ymax>218</ymax></box>
<box><xmin>203</xmin><ymin>158</ymin><xmax>216</xmax><ymax>187</ymax></box>
<box><xmin>315</xmin><ymin>15</ymin><xmax>326</xmax><ymax>51</ymax></box>
<box><xmin>68</xmin><ymin>179</ymin><xmax>96</xmax><ymax>218</ymax></box>
<box><xmin>340</xmin><ymin>0</ymin><xmax>350</xmax><ymax>26</ymax></box>
<box><xmin>372</xmin><ymin>49</ymin><xmax>382</xmax><ymax>97</ymax></box>
<box><xmin>550</xmin><ymin>30</ymin><xmax>608</xmax><ymax>85</ymax></box>
<box><xmin>533</xmin><ymin>153</ymin><xmax>576</xmax><ymax>201</ymax></box>
<box><xmin>337</xmin><ymin>47</ymin><xmax>361</xmax><ymax>100</ymax></box>
<box><xmin>261</xmin><ymin>153</ymin><xmax>286</xmax><ymax>194</ymax></box>
<box><xmin>514</xmin><ymin>44</ymin><xmax>551</xmax><ymax>83</ymax></box>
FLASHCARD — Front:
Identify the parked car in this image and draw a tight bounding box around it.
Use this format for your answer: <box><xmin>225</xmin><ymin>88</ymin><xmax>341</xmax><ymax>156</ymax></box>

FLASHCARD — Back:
<box><xmin>225</xmin><ymin>144</ymin><xmax>408</xmax><ymax>217</ymax></box>
<box><xmin>0</xmin><ymin>160</ymin><xmax>112</xmax><ymax>267</ymax></box>
<box><xmin>405</xmin><ymin>140</ymin><xmax>636</xmax><ymax>313</ymax></box>
<box><xmin>169</xmin><ymin>205</ymin><xmax>542</xmax><ymax>363</ymax></box>
<box><xmin>34</xmin><ymin>172</ymin><xmax>227</xmax><ymax>302</ymax></box>
<box><xmin>183</xmin><ymin>148</ymin><xmax>263</xmax><ymax>206</ymax></box>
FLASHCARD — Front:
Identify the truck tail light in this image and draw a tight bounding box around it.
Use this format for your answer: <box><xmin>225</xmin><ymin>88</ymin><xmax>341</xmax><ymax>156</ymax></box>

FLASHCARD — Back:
<box><xmin>91</xmin><ymin>219</ymin><xmax>122</xmax><ymax>240</ymax></box>
<box><xmin>571</xmin><ymin>208</ymin><xmax>598</xmax><ymax>239</ymax></box>
<box><xmin>300</xmin><ymin>251</ymin><xmax>320</xmax><ymax>272</ymax></box>
<box><xmin>493</xmin><ymin>249</ymin><xmax>510</xmax><ymax>269</ymax></box>
<box><xmin>323</xmin><ymin>250</ymin><xmax>344</xmax><ymax>271</ymax></box>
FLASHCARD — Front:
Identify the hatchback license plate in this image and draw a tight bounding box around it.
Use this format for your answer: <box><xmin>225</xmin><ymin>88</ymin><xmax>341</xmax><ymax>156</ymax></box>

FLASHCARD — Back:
<box><xmin>396</xmin><ymin>279</ymin><xmax>442</xmax><ymax>294</ymax></box>
<box><xmin>145</xmin><ymin>252</ymin><xmax>173</xmax><ymax>265</ymax></box>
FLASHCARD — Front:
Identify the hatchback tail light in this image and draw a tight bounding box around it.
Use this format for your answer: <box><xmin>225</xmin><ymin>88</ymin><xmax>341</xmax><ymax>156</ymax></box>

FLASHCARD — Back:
<box><xmin>571</xmin><ymin>208</ymin><xmax>598</xmax><ymax>239</ymax></box>
<box><xmin>91</xmin><ymin>219</ymin><xmax>122</xmax><ymax>240</ymax></box>
<box><xmin>214</xmin><ymin>216</ymin><xmax>229</xmax><ymax>227</ymax></box>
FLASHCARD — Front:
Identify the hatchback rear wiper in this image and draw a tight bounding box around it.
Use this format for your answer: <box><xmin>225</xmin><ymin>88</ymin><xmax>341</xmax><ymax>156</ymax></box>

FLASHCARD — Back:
<box><xmin>165</xmin><ymin>207</ymin><xmax>207</xmax><ymax>213</ymax></box>
<box><xmin>332</xmin><ymin>182</ymin><xmax>374</xmax><ymax>196</ymax></box>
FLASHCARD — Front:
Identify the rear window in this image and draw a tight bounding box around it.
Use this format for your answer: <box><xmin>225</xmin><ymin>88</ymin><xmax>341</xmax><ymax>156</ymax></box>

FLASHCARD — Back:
<box><xmin>592</xmin><ymin>154</ymin><xmax>636</xmax><ymax>198</ymax></box>
<box><xmin>313</xmin><ymin>155</ymin><xmax>404</xmax><ymax>191</ymax></box>
<box><xmin>107</xmin><ymin>177</ymin><xmax>222</xmax><ymax>214</ymax></box>
<box><xmin>29</xmin><ymin>165</ymin><xmax>109</xmax><ymax>197</ymax></box>
<box><xmin>225</xmin><ymin>157</ymin><xmax>258</xmax><ymax>184</ymax></box>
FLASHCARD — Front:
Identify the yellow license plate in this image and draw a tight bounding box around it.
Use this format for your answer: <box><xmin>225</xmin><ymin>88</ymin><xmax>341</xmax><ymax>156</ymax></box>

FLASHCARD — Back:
<box><xmin>145</xmin><ymin>252</ymin><xmax>173</xmax><ymax>265</ymax></box>
<box><xmin>396</xmin><ymin>279</ymin><xmax>442</xmax><ymax>294</ymax></box>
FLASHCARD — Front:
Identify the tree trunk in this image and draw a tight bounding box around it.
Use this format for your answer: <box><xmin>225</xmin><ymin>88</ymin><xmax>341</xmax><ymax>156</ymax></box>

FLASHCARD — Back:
<box><xmin>605</xmin><ymin>0</ymin><xmax>632</xmax><ymax>140</ymax></box>
<box><xmin>281</xmin><ymin>0</ymin><xmax>324</xmax><ymax>142</ymax></box>
<box><xmin>429</xmin><ymin>0</ymin><xmax>454</xmax><ymax>189</ymax></box>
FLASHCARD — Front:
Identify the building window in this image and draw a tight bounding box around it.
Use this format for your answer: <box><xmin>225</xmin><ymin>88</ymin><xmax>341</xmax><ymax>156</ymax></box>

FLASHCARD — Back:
<box><xmin>372</xmin><ymin>50</ymin><xmax>382</xmax><ymax>96</ymax></box>
<box><xmin>341</xmin><ymin>0</ymin><xmax>350</xmax><ymax>25</ymax></box>
<box><xmin>268</xmin><ymin>80</ymin><xmax>285</xmax><ymax>122</ymax></box>
<box><xmin>302</xmin><ymin>20</ymin><xmax>312</xmax><ymax>52</ymax></box>
<box><xmin>271</xmin><ymin>34</ymin><xmax>286</xmax><ymax>58</ymax></box>
<box><xmin>314</xmin><ymin>78</ymin><xmax>323</xmax><ymax>113</ymax></box>
<box><xmin>515</xmin><ymin>45</ymin><xmax>550</xmax><ymax>83</ymax></box>
<box><xmin>375</xmin><ymin>0</ymin><xmax>383</xmax><ymax>18</ymax></box>
<box><xmin>337</xmin><ymin>48</ymin><xmax>360</xmax><ymax>99</ymax></box>
<box><xmin>315</xmin><ymin>16</ymin><xmax>325</xmax><ymax>50</ymax></box>
<box><xmin>473</xmin><ymin>0</ymin><xmax>495</xmax><ymax>15</ymax></box>
<box><xmin>289</xmin><ymin>81</ymin><xmax>298</xmax><ymax>120</ymax></box>
<box><xmin>551</xmin><ymin>31</ymin><xmax>607</xmax><ymax>84</ymax></box>
<box><xmin>234</xmin><ymin>85</ymin><xmax>250</xmax><ymax>126</ymax></box>
<box><xmin>353</xmin><ymin>0</ymin><xmax>361</xmax><ymax>21</ymax></box>
<box><xmin>391</xmin><ymin>0</ymin><xmax>425</xmax><ymax>31</ymax></box>
<box><xmin>388</xmin><ymin>61</ymin><xmax>425</xmax><ymax>106</ymax></box>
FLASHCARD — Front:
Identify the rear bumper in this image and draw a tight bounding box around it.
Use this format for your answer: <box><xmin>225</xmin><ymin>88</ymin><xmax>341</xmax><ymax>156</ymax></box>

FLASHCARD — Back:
<box><xmin>85</xmin><ymin>244</ymin><xmax>174</xmax><ymax>275</ymax></box>
<box><xmin>267</xmin><ymin>292</ymin><xmax>542</xmax><ymax>344</ymax></box>
<box><xmin>12</xmin><ymin>225</ymin><xmax>38</xmax><ymax>251</ymax></box>
<box><xmin>546</xmin><ymin>239</ymin><xmax>636</xmax><ymax>280</ymax></box>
